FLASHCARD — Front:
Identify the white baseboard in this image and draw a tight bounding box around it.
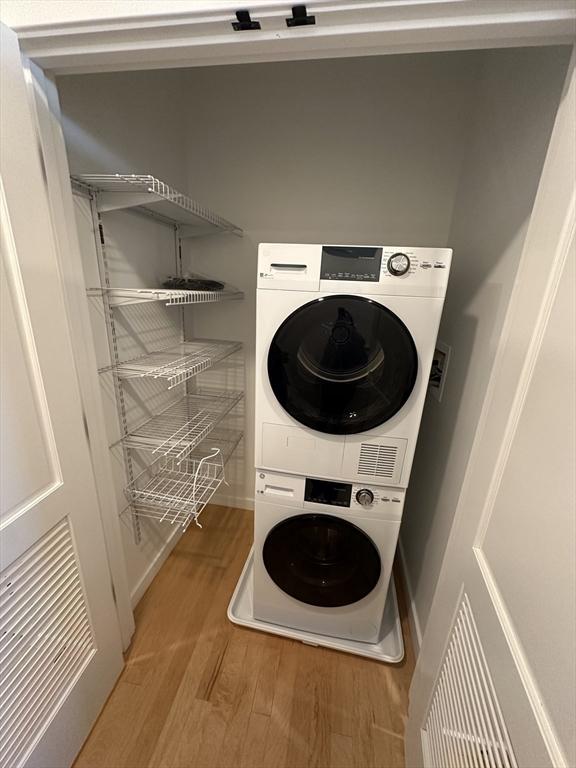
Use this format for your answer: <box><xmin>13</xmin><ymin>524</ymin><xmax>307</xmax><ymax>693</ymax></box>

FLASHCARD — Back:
<box><xmin>398</xmin><ymin>537</ymin><xmax>423</xmax><ymax>655</ymax></box>
<box><xmin>130</xmin><ymin>525</ymin><xmax>183</xmax><ymax>609</ymax></box>
<box><xmin>211</xmin><ymin>493</ymin><xmax>255</xmax><ymax>511</ymax></box>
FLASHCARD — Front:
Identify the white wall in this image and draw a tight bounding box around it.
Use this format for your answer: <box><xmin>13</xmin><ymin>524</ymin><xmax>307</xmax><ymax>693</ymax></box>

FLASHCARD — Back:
<box><xmin>0</xmin><ymin>1</ymin><xmax>272</xmax><ymax>28</ymax></box>
<box><xmin>182</xmin><ymin>51</ymin><xmax>483</xmax><ymax>506</ymax></box>
<box><xmin>399</xmin><ymin>46</ymin><xmax>571</xmax><ymax>645</ymax></box>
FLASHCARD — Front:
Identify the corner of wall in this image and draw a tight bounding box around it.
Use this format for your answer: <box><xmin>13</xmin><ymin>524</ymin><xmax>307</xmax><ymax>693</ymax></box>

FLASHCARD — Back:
<box><xmin>398</xmin><ymin>534</ymin><xmax>423</xmax><ymax>655</ymax></box>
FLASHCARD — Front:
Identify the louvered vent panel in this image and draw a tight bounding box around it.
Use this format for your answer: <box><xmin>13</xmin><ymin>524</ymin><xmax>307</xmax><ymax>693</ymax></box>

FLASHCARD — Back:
<box><xmin>358</xmin><ymin>443</ymin><xmax>399</xmax><ymax>478</ymax></box>
<box><xmin>423</xmin><ymin>594</ymin><xmax>517</xmax><ymax>768</ymax></box>
<box><xmin>0</xmin><ymin>519</ymin><xmax>95</xmax><ymax>768</ymax></box>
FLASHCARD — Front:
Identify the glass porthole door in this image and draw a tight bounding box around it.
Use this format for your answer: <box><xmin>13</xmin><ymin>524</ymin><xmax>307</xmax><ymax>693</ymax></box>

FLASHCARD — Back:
<box><xmin>268</xmin><ymin>295</ymin><xmax>418</xmax><ymax>434</ymax></box>
<box><xmin>263</xmin><ymin>514</ymin><xmax>382</xmax><ymax>607</ymax></box>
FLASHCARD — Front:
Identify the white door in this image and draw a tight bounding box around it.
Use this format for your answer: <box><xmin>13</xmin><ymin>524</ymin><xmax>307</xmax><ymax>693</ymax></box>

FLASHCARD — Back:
<box><xmin>0</xmin><ymin>22</ymin><xmax>124</xmax><ymax>768</ymax></box>
<box><xmin>406</xmin><ymin>55</ymin><xmax>575</xmax><ymax>768</ymax></box>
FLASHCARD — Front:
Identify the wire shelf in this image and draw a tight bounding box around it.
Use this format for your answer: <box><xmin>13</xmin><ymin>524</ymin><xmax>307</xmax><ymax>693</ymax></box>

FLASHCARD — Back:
<box><xmin>113</xmin><ymin>339</ymin><xmax>242</xmax><ymax>388</ymax></box>
<box><xmin>71</xmin><ymin>174</ymin><xmax>243</xmax><ymax>236</ymax></box>
<box><xmin>122</xmin><ymin>389</ymin><xmax>243</xmax><ymax>461</ymax></box>
<box><xmin>126</xmin><ymin>449</ymin><xmax>225</xmax><ymax>530</ymax></box>
<box><xmin>87</xmin><ymin>285</ymin><xmax>244</xmax><ymax>307</ymax></box>
<box><xmin>186</xmin><ymin>428</ymin><xmax>243</xmax><ymax>466</ymax></box>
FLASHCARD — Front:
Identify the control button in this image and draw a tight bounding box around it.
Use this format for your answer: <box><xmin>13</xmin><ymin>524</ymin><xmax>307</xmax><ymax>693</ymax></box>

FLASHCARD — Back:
<box><xmin>392</xmin><ymin>498</ymin><xmax>401</xmax><ymax>503</ymax></box>
<box><xmin>434</xmin><ymin>263</ymin><xmax>446</xmax><ymax>268</ymax></box>
<box><xmin>421</xmin><ymin>262</ymin><xmax>432</xmax><ymax>269</ymax></box>
<box><xmin>355</xmin><ymin>489</ymin><xmax>375</xmax><ymax>507</ymax></box>
<box><xmin>388</xmin><ymin>253</ymin><xmax>410</xmax><ymax>276</ymax></box>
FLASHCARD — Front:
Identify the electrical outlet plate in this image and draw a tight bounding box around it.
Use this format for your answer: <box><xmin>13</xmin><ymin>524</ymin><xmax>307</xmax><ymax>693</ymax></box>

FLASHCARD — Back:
<box><xmin>429</xmin><ymin>340</ymin><xmax>451</xmax><ymax>402</ymax></box>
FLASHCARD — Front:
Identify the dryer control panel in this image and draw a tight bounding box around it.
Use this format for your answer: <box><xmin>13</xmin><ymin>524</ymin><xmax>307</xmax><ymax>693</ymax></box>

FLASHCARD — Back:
<box><xmin>258</xmin><ymin>243</ymin><xmax>452</xmax><ymax>298</ymax></box>
<box><xmin>320</xmin><ymin>245</ymin><xmax>383</xmax><ymax>282</ymax></box>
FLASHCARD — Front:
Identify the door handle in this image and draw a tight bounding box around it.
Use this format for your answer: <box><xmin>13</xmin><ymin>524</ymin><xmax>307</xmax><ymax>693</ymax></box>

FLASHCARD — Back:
<box><xmin>270</xmin><ymin>263</ymin><xmax>307</xmax><ymax>271</ymax></box>
<box><xmin>264</xmin><ymin>484</ymin><xmax>295</xmax><ymax>497</ymax></box>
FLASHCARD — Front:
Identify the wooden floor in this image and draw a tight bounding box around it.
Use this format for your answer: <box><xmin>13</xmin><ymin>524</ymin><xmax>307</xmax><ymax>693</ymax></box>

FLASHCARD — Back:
<box><xmin>75</xmin><ymin>506</ymin><xmax>415</xmax><ymax>768</ymax></box>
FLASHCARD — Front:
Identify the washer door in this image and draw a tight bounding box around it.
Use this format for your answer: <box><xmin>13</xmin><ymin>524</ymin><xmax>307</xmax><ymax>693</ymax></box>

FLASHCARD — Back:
<box><xmin>268</xmin><ymin>295</ymin><xmax>418</xmax><ymax>434</ymax></box>
<box><xmin>262</xmin><ymin>513</ymin><xmax>381</xmax><ymax>607</ymax></box>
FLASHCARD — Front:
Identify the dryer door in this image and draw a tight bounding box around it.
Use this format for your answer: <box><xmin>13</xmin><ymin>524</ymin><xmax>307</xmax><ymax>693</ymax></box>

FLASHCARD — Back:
<box><xmin>263</xmin><ymin>513</ymin><xmax>381</xmax><ymax>607</ymax></box>
<box><xmin>268</xmin><ymin>294</ymin><xmax>418</xmax><ymax>434</ymax></box>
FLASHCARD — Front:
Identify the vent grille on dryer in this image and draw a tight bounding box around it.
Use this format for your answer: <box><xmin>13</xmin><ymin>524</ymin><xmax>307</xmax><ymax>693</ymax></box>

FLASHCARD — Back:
<box><xmin>0</xmin><ymin>519</ymin><xmax>96</xmax><ymax>768</ymax></box>
<box><xmin>358</xmin><ymin>443</ymin><xmax>399</xmax><ymax>478</ymax></box>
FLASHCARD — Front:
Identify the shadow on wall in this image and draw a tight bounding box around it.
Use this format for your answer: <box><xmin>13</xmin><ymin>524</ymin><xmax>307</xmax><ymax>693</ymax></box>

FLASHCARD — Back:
<box><xmin>401</xmin><ymin>216</ymin><xmax>532</xmax><ymax>616</ymax></box>
<box><xmin>399</xmin><ymin>44</ymin><xmax>572</xmax><ymax>636</ymax></box>
<box><xmin>59</xmin><ymin>69</ymin><xmax>190</xmax><ymax>190</ymax></box>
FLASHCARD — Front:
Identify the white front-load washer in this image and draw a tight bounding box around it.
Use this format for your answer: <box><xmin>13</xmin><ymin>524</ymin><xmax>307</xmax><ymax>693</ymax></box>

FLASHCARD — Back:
<box><xmin>253</xmin><ymin>470</ymin><xmax>404</xmax><ymax>643</ymax></box>
<box><xmin>255</xmin><ymin>243</ymin><xmax>451</xmax><ymax>488</ymax></box>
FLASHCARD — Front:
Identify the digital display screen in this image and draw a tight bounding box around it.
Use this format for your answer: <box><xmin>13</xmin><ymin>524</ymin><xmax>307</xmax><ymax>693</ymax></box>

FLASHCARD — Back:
<box><xmin>321</xmin><ymin>246</ymin><xmax>383</xmax><ymax>281</ymax></box>
<box><xmin>305</xmin><ymin>478</ymin><xmax>352</xmax><ymax>507</ymax></box>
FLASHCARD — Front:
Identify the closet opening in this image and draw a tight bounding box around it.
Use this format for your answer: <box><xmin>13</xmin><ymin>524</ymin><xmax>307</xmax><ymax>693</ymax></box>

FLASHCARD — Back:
<box><xmin>53</xmin><ymin>42</ymin><xmax>571</xmax><ymax>766</ymax></box>
<box><xmin>56</xmin><ymin>44</ymin><xmax>570</xmax><ymax>616</ymax></box>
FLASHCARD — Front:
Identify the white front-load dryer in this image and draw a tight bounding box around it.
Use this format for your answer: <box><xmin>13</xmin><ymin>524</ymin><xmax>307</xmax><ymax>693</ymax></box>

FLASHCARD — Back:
<box><xmin>255</xmin><ymin>243</ymin><xmax>451</xmax><ymax>488</ymax></box>
<box><xmin>253</xmin><ymin>470</ymin><xmax>404</xmax><ymax>643</ymax></box>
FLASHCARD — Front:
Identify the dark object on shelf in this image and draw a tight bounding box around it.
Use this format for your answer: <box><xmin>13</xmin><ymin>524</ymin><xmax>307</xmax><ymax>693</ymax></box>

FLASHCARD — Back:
<box><xmin>162</xmin><ymin>276</ymin><xmax>225</xmax><ymax>292</ymax></box>
<box><xmin>286</xmin><ymin>5</ymin><xmax>315</xmax><ymax>27</ymax></box>
<box><xmin>232</xmin><ymin>10</ymin><xmax>261</xmax><ymax>31</ymax></box>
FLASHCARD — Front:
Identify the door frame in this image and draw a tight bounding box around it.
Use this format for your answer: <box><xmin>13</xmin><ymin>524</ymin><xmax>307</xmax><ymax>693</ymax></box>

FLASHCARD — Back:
<box><xmin>7</xmin><ymin>0</ymin><xmax>575</xmax><ymax>652</ymax></box>
<box><xmin>8</xmin><ymin>0</ymin><xmax>576</xmax><ymax>75</ymax></box>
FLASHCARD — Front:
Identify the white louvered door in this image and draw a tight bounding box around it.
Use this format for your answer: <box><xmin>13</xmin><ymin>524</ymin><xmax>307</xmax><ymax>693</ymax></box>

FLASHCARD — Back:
<box><xmin>406</xmin><ymin>54</ymin><xmax>575</xmax><ymax>768</ymax></box>
<box><xmin>0</xmin><ymin>23</ymin><xmax>123</xmax><ymax>768</ymax></box>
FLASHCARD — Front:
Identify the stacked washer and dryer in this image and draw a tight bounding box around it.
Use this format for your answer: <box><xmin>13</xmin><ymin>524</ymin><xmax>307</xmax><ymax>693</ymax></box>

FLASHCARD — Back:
<box><xmin>229</xmin><ymin>243</ymin><xmax>451</xmax><ymax>660</ymax></box>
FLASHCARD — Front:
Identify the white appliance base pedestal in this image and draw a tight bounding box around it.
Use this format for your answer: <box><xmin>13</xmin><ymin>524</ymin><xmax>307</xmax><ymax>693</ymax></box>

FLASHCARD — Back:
<box><xmin>228</xmin><ymin>547</ymin><xmax>405</xmax><ymax>663</ymax></box>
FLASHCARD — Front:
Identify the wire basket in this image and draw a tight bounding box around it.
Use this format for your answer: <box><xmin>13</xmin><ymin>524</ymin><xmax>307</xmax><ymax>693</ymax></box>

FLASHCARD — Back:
<box><xmin>125</xmin><ymin>447</ymin><xmax>226</xmax><ymax>530</ymax></box>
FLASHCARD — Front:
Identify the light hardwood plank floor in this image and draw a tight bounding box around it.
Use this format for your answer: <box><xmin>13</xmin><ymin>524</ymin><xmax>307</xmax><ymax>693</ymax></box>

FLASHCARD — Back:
<box><xmin>74</xmin><ymin>505</ymin><xmax>415</xmax><ymax>768</ymax></box>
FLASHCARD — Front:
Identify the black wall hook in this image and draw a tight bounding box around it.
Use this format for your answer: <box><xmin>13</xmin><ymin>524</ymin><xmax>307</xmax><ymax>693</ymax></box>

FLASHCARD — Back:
<box><xmin>286</xmin><ymin>5</ymin><xmax>316</xmax><ymax>27</ymax></box>
<box><xmin>232</xmin><ymin>9</ymin><xmax>261</xmax><ymax>31</ymax></box>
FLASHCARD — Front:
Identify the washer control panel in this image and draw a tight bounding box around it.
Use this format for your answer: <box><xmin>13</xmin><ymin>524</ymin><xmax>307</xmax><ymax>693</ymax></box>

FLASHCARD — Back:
<box><xmin>256</xmin><ymin>471</ymin><xmax>405</xmax><ymax>515</ymax></box>
<box><xmin>301</xmin><ymin>476</ymin><xmax>404</xmax><ymax>511</ymax></box>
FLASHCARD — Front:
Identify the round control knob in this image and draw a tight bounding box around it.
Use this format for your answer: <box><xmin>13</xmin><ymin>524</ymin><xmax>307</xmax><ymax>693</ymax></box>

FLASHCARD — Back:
<box><xmin>356</xmin><ymin>489</ymin><xmax>375</xmax><ymax>507</ymax></box>
<box><xmin>388</xmin><ymin>252</ymin><xmax>410</xmax><ymax>276</ymax></box>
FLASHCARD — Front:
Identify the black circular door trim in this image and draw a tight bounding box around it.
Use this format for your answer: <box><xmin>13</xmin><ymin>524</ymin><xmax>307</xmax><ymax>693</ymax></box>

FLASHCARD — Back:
<box><xmin>267</xmin><ymin>294</ymin><xmax>418</xmax><ymax>435</ymax></box>
<box><xmin>262</xmin><ymin>513</ymin><xmax>382</xmax><ymax>607</ymax></box>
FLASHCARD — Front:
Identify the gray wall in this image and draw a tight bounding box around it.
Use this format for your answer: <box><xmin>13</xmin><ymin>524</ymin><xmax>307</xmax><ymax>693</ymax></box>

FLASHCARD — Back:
<box><xmin>182</xmin><ymin>52</ymin><xmax>482</xmax><ymax>506</ymax></box>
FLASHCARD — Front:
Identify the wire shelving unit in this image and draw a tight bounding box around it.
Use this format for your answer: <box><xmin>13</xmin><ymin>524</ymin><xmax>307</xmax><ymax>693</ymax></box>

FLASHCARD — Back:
<box><xmin>75</xmin><ymin>170</ymin><xmax>245</xmax><ymax>542</ymax></box>
<box><xmin>72</xmin><ymin>174</ymin><xmax>243</xmax><ymax>236</ymax></box>
<box><xmin>112</xmin><ymin>340</ymin><xmax>242</xmax><ymax>389</ymax></box>
<box><xmin>122</xmin><ymin>388</ymin><xmax>243</xmax><ymax>461</ymax></box>
<box><xmin>87</xmin><ymin>285</ymin><xmax>243</xmax><ymax>307</ymax></box>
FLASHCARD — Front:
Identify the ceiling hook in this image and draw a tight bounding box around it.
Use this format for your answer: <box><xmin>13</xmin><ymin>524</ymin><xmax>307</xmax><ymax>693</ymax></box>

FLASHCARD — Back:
<box><xmin>286</xmin><ymin>5</ymin><xmax>316</xmax><ymax>27</ymax></box>
<box><xmin>232</xmin><ymin>9</ymin><xmax>262</xmax><ymax>31</ymax></box>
